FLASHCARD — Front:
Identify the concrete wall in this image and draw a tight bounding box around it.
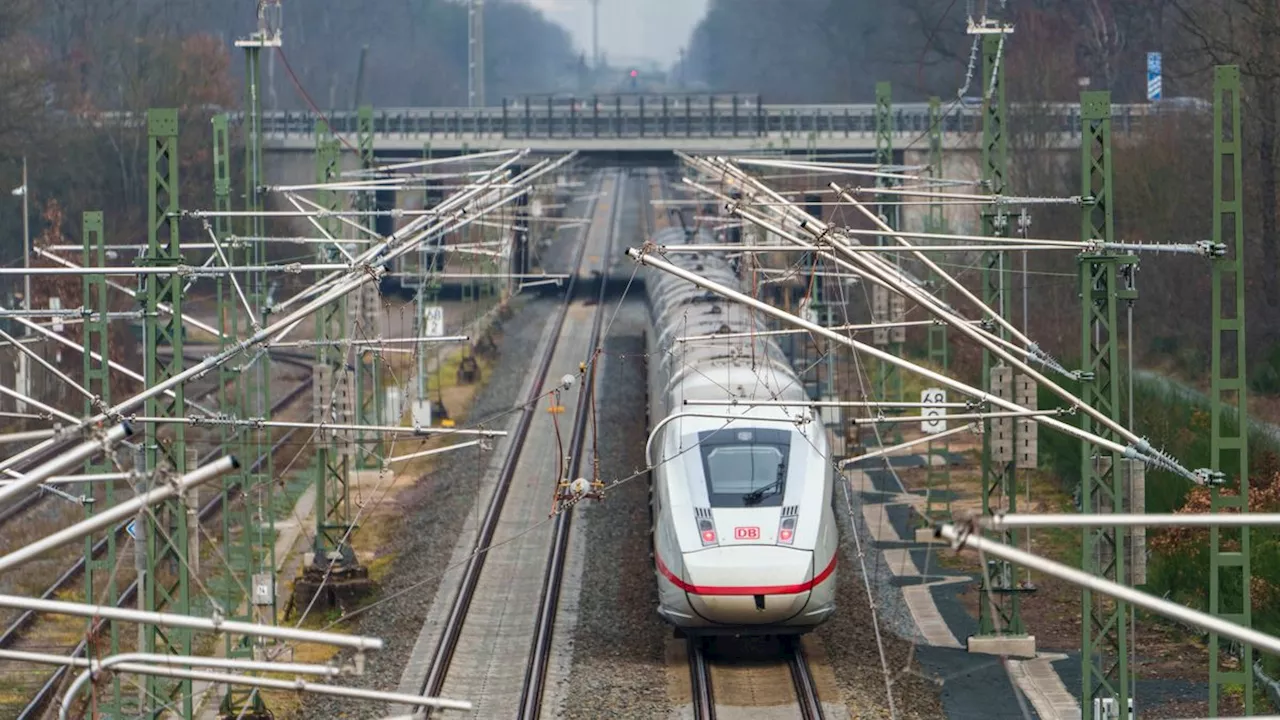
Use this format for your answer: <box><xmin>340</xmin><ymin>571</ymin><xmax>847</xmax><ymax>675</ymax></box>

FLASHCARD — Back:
<box><xmin>900</xmin><ymin>147</ymin><xmax>1077</xmax><ymax>239</ymax></box>
<box><xmin>262</xmin><ymin>149</ymin><xmax>363</xmax><ymax>239</ymax></box>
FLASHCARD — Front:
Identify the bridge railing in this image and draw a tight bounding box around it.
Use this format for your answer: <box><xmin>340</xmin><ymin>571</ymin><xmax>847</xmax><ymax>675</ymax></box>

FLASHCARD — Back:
<box><xmin>258</xmin><ymin>101</ymin><xmax>1169</xmax><ymax>143</ymax></box>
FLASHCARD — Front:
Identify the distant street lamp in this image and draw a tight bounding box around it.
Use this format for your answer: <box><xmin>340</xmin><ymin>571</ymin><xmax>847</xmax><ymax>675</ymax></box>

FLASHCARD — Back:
<box><xmin>9</xmin><ymin>157</ymin><xmax>30</xmax><ymax>412</ymax></box>
<box><xmin>9</xmin><ymin>156</ymin><xmax>29</xmax><ymax>327</ymax></box>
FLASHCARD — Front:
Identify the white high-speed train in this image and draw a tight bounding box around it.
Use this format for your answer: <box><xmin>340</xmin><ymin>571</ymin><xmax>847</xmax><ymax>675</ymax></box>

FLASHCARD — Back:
<box><xmin>644</xmin><ymin>226</ymin><xmax>838</xmax><ymax>636</ymax></box>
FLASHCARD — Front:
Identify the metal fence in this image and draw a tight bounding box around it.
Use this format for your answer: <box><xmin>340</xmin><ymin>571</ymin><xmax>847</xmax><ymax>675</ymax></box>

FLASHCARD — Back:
<box><xmin>258</xmin><ymin>98</ymin><xmax>1165</xmax><ymax>142</ymax></box>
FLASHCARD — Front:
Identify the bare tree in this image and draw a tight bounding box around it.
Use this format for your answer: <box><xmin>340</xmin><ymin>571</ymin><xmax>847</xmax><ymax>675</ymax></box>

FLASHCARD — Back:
<box><xmin>0</xmin><ymin>0</ymin><xmax>45</xmax><ymax>153</ymax></box>
<box><xmin>1170</xmin><ymin>0</ymin><xmax>1280</xmax><ymax>306</ymax></box>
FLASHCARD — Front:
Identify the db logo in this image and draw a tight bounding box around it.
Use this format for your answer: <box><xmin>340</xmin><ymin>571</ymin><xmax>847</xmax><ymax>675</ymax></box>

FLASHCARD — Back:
<box><xmin>734</xmin><ymin>526</ymin><xmax>760</xmax><ymax>540</ymax></box>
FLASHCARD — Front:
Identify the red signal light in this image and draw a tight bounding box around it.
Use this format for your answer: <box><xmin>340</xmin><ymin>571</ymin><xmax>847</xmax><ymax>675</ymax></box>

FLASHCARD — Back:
<box><xmin>630</xmin><ymin>70</ymin><xmax>638</xmax><ymax>78</ymax></box>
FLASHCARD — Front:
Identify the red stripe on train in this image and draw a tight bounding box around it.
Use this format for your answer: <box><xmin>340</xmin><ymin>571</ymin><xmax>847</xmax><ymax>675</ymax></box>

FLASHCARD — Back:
<box><xmin>655</xmin><ymin>552</ymin><xmax>836</xmax><ymax>596</ymax></box>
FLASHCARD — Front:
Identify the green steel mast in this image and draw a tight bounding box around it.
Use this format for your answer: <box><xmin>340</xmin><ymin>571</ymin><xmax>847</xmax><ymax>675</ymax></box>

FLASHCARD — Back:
<box><xmin>213</xmin><ymin>112</ymin><xmax>271</xmax><ymax>719</ymax></box>
<box><xmin>975</xmin><ymin>31</ymin><xmax>1026</xmax><ymax>640</ymax></box>
<box><xmin>355</xmin><ymin>105</ymin><xmax>384</xmax><ymax>467</ymax></box>
<box><xmin>1078</xmin><ymin>90</ymin><xmax>1138</xmax><ymax>720</ymax></box>
<box><xmin>234</xmin><ymin>10</ymin><xmax>280</xmax><ymax>680</ymax></box>
<box><xmin>82</xmin><ymin>209</ymin><xmax>122</xmax><ymax>714</ymax></box>
<box><xmin>924</xmin><ymin>96</ymin><xmax>951</xmax><ymax>525</ymax></box>
<box><xmin>873</xmin><ymin>81</ymin><xmax>904</xmax><ymax>407</ymax></box>
<box><xmin>142</xmin><ymin>107</ymin><xmax>191</xmax><ymax>719</ymax></box>
<box><xmin>1209</xmin><ymin>64</ymin><xmax>1253</xmax><ymax>717</ymax></box>
<box><xmin>297</xmin><ymin>119</ymin><xmax>370</xmax><ymax>606</ymax></box>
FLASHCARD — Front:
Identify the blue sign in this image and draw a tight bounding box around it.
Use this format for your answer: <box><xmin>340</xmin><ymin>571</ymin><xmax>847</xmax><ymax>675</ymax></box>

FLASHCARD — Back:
<box><xmin>125</xmin><ymin>519</ymin><xmax>137</xmax><ymax>540</ymax></box>
<box><xmin>1147</xmin><ymin>52</ymin><xmax>1163</xmax><ymax>102</ymax></box>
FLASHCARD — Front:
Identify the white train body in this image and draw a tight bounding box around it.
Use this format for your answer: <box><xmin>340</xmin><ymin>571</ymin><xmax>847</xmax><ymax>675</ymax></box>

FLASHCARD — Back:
<box><xmin>644</xmin><ymin>227</ymin><xmax>838</xmax><ymax>636</ymax></box>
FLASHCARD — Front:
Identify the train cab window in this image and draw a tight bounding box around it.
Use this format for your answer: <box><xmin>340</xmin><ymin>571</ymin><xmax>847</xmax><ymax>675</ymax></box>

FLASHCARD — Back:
<box><xmin>696</xmin><ymin>428</ymin><xmax>791</xmax><ymax>508</ymax></box>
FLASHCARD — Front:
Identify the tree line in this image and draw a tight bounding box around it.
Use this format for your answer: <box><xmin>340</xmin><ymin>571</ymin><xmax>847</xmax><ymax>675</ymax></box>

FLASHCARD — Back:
<box><xmin>0</xmin><ymin>0</ymin><xmax>578</xmax><ymax>421</ymax></box>
<box><xmin>686</xmin><ymin>0</ymin><xmax>1280</xmax><ymax>379</ymax></box>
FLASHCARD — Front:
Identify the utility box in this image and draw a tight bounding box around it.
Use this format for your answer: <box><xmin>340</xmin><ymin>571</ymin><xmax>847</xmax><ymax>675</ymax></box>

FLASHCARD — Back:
<box><xmin>990</xmin><ymin>366</ymin><xmax>1013</xmax><ymax>463</ymax></box>
<box><xmin>1015</xmin><ymin>373</ymin><xmax>1038</xmax><ymax>469</ymax></box>
<box><xmin>889</xmin><ymin>292</ymin><xmax>906</xmax><ymax>343</ymax></box>
<box><xmin>412</xmin><ymin>399</ymin><xmax>433</xmax><ymax>428</ymax></box>
<box><xmin>252</xmin><ymin>572</ymin><xmax>275</xmax><ymax>606</ymax></box>
<box><xmin>385</xmin><ymin>387</ymin><xmax>404</xmax><ymax>425</ymax></box>
<box><xmin>1093</xmin><ymin>697</ymin><xmax>1134</xmax><ymax>719</ymax></box>
<box><xmin>1124</xmin><ymin>458</ymin><xmax>1147</xmax><ymax>585</ymax></box>
<box><xmin>871</xmin><ymin>286</ymin><xmax>889</xmax><ymax>346</ymax></box>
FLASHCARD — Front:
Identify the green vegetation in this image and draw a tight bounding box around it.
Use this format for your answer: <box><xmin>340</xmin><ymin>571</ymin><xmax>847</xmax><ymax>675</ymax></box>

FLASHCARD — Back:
<box><xmin>1037</xmin><ymin>371</ymin><xmax>1280</xmax><ymax>678</ymax></box>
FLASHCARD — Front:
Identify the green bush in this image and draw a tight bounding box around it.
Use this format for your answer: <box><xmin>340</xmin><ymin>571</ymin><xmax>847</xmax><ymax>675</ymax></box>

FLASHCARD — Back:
<box><xmin>1250</xmin><ymin>341</ymin><xmax>1280</xmax><ymax>395</ymax></box>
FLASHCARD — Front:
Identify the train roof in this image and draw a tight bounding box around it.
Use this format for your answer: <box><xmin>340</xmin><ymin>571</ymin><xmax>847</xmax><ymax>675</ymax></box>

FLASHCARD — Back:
<box><xmin>644</xmin><ymin>227</ymin><xmax>808</xmax><ymax>407</ymax></box>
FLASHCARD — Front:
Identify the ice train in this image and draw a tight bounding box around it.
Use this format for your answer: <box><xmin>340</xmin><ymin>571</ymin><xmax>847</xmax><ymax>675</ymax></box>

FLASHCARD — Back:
<box><xmin>644</xmin><ymin>225</ymin><xmax>838</xmax><ymax>636</ymax></box>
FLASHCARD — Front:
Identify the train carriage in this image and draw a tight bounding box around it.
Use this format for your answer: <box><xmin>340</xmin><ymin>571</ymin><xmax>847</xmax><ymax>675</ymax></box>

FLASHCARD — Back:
<box><xmin>643</xmin><ymin>226</ymin><xmax>838</xmax><ymax>636</ymax></box>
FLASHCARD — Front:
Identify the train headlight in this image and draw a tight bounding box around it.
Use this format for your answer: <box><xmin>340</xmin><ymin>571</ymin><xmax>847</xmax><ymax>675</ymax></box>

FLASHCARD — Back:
<box><xmin>698</xmin><ymin>518</ymin><xmax>717</xmax><ymax>546</ymax></box>
<box><xmin>779</xmin><ymin>516</ymin><xmax>797</xmax><ymax>545</ymax></box>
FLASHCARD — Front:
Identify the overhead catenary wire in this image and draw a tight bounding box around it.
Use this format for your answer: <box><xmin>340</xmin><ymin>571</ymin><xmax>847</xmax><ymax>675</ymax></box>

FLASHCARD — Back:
<box><xmin>680</xmin><ymin>171</ymin><xmax>1074</xmax><ymax>378</ymax></box>
<box><xmin>0</xmin><ymin>151</ymin><xmax>570</xmax><ymax>478</ymax></box>
<box><xmin>683</xmin><ymin>162</ymin><xmax>1172</xmax><ymax>461</ymax></box>
<box><xmin>30</xmin><ymin>248</ymin><xmax>224</xmax><ymax>339</ymax></box>
<box><xmin>625</xmin><ymin>247</ymin><xmax>1199</xmax><ymax>481</ymax></box>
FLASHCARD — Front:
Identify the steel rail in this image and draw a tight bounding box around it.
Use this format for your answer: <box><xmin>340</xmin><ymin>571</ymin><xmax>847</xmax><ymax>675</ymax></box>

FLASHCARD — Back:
<box><xmin>688</xmin><ymin>639</ymin><xmax>715</xmax><ymax>720</ymax></box>
<box><xmin>418</xmin><ymin>171</ymin><xmax>605</xmax><ymax>701</ymax></box>
<box><xmin>785</xmin><ymin>637</ymin><xmax>825</xmax><ymax>720</ymax></box>
<box><xmin>12</xmin><ymin>356</ymin><xmax>315</xmax><ymax>720</ymax></box>
<box><xmin>517</xmin><ymin>169</ymin><xmax>625</xmax><ymax>719</ymax></box>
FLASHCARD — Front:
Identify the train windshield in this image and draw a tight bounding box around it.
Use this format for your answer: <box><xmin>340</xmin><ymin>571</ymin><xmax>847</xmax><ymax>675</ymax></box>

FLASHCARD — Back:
<box><xmin>696</xmin><ymin>428</ymin><xmax>792</xmax><ymax>508</ymax></box>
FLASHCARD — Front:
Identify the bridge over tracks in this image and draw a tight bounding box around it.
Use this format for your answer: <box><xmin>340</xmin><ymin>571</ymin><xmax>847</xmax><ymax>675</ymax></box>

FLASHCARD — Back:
<box><xmin>261</xmin><ymin>93</ymin><xmax>1178</xmax><ymax>159</ymax></box>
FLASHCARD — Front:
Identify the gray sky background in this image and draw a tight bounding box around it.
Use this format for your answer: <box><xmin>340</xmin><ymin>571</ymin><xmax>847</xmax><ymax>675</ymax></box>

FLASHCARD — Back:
<box><xmin>526</xmin><ymin>0</ymin><xmax>709</xmax><ymax>69</ymax></box>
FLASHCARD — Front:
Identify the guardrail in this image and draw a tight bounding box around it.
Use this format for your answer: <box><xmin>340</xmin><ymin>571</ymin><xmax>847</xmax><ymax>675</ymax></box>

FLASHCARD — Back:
<box><xmin>258</xmin><ymin>100</ymin><xmax>1168</xmax><ymax>142</ymax></box>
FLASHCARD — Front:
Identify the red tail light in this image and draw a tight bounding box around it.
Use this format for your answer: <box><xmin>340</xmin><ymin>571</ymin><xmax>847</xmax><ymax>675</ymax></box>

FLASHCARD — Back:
<box><xmin>701</xmin><ymin>529</ymin><xmax>716</xmax><ymax>543</ymax></box>
<box><xmin>779</xmin><ymin>528</ymin><xmax>794</xmax><ymax>542</ymax></box>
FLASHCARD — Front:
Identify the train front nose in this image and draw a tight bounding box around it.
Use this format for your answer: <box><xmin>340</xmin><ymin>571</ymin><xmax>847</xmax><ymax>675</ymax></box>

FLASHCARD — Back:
<box><xmin>682</xmin><ymin>545</ymin><xmax>814</xmax><ymax>625</ymax></box>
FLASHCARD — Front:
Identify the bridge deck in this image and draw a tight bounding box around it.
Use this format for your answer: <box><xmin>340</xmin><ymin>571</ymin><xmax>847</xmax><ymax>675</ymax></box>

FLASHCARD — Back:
<box><xmin>261</xmin><ymin>100</ymin><xmax>1163</xmax><ymax>153</ymax></box>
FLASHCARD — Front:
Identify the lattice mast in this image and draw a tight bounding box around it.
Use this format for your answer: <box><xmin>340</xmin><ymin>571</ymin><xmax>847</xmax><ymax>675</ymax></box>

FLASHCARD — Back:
<box><xmin>974</xmin><ymin>29</ymin><xmax>1033</xmax><ymax>642</ymax></box>
<box><xmin>81</xmin><ymin>209</ymin><xmax>123</xmax><ymax>714</ymax></box>
<box><xmin>141</xmin><ymin>107</ymin><xmax>192</xmax><ymax>719</ymax></box>
<box><xmin>234</xmin><ymin>7</ymin><xmax>282</xmax><ymax>687</ymax></box>
<box><xmin>1208</xmin><ymin>64</ymin><xmax>1253</xmax><ymax>717</ymax></box>
<box><xmin>1077</xmin><ymin>90</ymin><xmax>1139</xmax><ymax>720</ymax></box>
<box><xmin>212</xmin><ymin>112</ymin><xmax>273</xmax><ymax>720</ymax></box>
<box><xmin>354</xmin><ymin>105</ymin><xmax>385</xmax><ymax>467</ymax></box>
<box><xmin>297</xmin><ymin>119</ymin><xmax>372</xmax><ymax>609</ymax></box>
<box><xmin>872</xmin><ymin>81</ymin><xmax>905</xmax><ymax>408</ymax></box>
<box><xmin>924</xmin><ymin>96</ymin><xmax>951</xmax><ymax>525</ymax></box>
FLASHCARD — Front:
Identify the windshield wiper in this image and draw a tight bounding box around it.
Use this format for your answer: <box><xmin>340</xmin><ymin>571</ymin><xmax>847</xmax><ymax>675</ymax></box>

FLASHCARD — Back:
<box><xmin>742</xmin><ymin>464</ymin><xmax>786</xmax><ymax>506</ymax></box>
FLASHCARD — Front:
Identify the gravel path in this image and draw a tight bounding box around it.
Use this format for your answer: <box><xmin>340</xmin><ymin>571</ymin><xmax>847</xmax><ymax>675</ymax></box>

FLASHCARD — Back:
<box><xmin>299</xmin><ymin>295</ymin><xmax>556</xmax><ymax>719</ymax></box>
<box><xmin>813</xmin><ymin>478</ymin><xmax>948</xmax><ymax>719</ymax></box>
<box><xmin>560</xmin><ymin>303</ymin><xmax>671</xmax><ymax>720</ymax></box>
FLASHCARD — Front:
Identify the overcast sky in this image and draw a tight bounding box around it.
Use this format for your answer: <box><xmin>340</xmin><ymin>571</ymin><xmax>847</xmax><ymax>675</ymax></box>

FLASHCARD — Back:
<box><xmin>526</xmin><ymin>0</ymin><xmax>709</xmax><ymax>69</ymax></box>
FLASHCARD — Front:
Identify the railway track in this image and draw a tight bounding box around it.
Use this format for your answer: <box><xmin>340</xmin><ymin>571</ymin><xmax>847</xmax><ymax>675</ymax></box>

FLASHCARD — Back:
<box><xmin>689</xmin><ymin>636</ymin><xmax>825</xmax><ymax>720</ymax></box>
<box><xmin>0</xmin><ymin>350</ymin><xmax>267</xmax><ymax>649</ymax></box>
<box><xmin>4</xmin><ymin>350</ymin><xmax>316</xmax><ymax>720</ymax></box>
<box><xmin>413</xmin><ymin>169</ymin><xmax>626</xmax><ymax>717</ymax></box>
<box><xmin>654</xmin><ymin>162</ymin><xmax>826</xmax><ymax>720</ymax></box>
<box><xmin>518</xmin><ymin>169</ymin><xmax>625</xmax><ymax>718</ymax></box>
